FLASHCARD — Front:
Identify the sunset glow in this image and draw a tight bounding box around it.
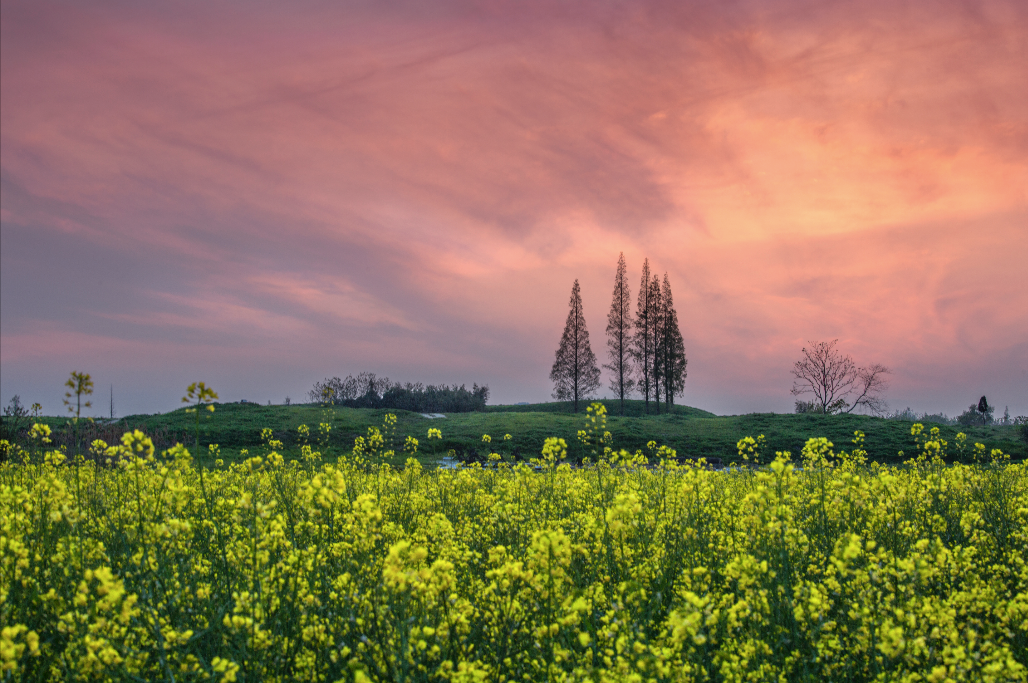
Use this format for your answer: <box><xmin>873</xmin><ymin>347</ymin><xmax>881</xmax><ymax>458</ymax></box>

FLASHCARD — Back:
<box><xmin>2</xmin><ymin>0</ymin><xmax>1026</xmax><ymax>416</ymax></box>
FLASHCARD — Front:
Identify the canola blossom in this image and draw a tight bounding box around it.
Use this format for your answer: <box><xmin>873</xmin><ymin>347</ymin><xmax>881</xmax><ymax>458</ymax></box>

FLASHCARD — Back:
<box><xmin>1</xmin><ymin>422</ymin><xmax>1026</xmax><ymax>682</ymax></box>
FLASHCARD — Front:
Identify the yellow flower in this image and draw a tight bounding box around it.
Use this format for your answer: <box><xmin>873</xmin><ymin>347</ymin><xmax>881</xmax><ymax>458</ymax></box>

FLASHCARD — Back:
<box><xmin>4</xmin><ymin>420</ymin><xmax>1025</xmax><ymax>681</ymax></box>
<box><xmin>29</xmin><ymin>423</ymin><xmax>52</xmax><ymax>444</ymax></box>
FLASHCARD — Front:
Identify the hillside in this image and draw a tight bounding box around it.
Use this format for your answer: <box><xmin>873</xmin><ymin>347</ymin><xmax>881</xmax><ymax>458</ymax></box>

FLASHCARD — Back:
<box><xmin>19</xmin><ymin>399</ymin><xmax>1025</xmax><ymax>466</ymax></box>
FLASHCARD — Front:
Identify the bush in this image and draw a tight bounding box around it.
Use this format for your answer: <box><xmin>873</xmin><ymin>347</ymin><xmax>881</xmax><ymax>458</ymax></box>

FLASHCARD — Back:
<box><xmin>309</xmin><ymin>373</ymin><xmax>489</xmax><ymax>412</ymax></box>
<box><xmin>957</xmin><ymin>401</ymin><xmax>995</xmax><ymax>427</ymax></box>
<box><xmin>1016</xmin><ymin>416</ymin><xmax>1028</xmax><ymax>443</ymax></box>
<box><xmin>886</xmin><ymin>407</ymin><xmax>954</xmax><ymax>425</ymax></box>
<box><xmin>794</xmin><ymin>400</ymin><xmax>821</xmax><ymax>414</ymax></box>
<box><xmin>794</xmin><ymin>399</ymin><xmax>848</xmax><ymax>414</ymax></box>
<box><xmin>380</xmin><ymin>382</ymin><xmax>489</xmax><ymax>413</ymax></box>
<box><xmin>0</xmin><ymin>395</ymin><xmax>30</xmax><ymax>444</ymax></box>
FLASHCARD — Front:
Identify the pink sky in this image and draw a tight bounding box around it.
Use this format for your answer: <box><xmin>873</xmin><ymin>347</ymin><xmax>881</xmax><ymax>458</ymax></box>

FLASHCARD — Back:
<box><xmin>2</xmin><ymin>0</ymin><xmax>1026</xmax><ymax>417</ymax></box>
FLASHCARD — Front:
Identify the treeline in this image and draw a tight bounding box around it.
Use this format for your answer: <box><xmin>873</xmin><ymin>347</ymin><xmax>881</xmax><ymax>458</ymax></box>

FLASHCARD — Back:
<box><xmin>307</xmin><ymin>373</ymin><xmax>489</xmax><ymax>413</ymax></box>
<box><xmin>884</xmin><ymin>397</ymin><xmax>1026</xmax><ymax>429</ymax></box>
<box><xmin>550</xmin><ymin>253</ymin><xmax>687</xmax><ymax>414</ymax></box>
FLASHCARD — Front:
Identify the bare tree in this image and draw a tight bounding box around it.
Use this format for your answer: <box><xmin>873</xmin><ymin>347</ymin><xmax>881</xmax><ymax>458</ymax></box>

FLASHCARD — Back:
<box><xmin>850</xmin><ymin>363</ymin><xmax>890</xmax><ymax>416</ymax></box>
<box><xmin>309</xmin><ymin>373</ymin><xmax>391</xmax><ymax>405</ymax></box>
<box><xmin>604</xmin><ymin>253</ymin><xmax>635</xmax><ymax>416</ymax></box>
<box><xmin>551</xmin><ymin>279</ymin><xmax>601</xmax><ymax>413</ymax></box>
<box><xmin>790</xmin><ymin>340</ymin><xmax>890</xmax><ymax>415</ymax></box>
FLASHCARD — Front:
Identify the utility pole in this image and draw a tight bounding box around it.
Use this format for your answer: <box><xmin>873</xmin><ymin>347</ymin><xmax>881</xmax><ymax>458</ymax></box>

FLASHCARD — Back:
<box><xmin>110</xmin><ymin>385</ymin><xmax>114</xmax><ymax>420</ymax></box>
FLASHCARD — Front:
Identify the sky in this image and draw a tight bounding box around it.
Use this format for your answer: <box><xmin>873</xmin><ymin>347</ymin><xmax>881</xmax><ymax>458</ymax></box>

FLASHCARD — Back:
<box><xmin>2</xmin><ymin>0</ymin><xmax>1026</xmax><ymax>419</ymax></box>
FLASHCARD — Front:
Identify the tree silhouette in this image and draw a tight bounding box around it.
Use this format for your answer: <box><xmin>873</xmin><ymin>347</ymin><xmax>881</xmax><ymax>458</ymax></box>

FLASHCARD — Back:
<box><xmin>604</xmin><ymin>253</ymin><xmax>635</xmax><ymax>416</ymax></box>
<box><xmin>648</xmin><ymin>273</ymin><xmax>664</xmax><ymax>414</ymax></box>
<box><xmin>657</xmin><ymin>273</ymin><xmax>688</xmax><ymax>410</ymax></box>
<box><xmin>632</xmin><ymin>258</ymin><xmax>655</xmax><ymax>414</ymax></box>
<box><xmin>550</xmin><ymin>279</ymin><xmax>601</xmax><ymax>414</ymax></box>
<box><xmin>790</xmin><ymin>340</ymin><xmax>890</xmax><ymax>415</ymax></box>
<box><xmin>977</xmin><ymin>396</ymin><xmax>991</xmax><ymax>425</ymax></box>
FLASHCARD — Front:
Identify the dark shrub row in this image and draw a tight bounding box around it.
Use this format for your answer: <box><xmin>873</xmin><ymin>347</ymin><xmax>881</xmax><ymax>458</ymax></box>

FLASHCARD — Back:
<box><xmin>309</xmin><ymin>373</ymin><xmax>488</xmax><ymax>413</ymax></box>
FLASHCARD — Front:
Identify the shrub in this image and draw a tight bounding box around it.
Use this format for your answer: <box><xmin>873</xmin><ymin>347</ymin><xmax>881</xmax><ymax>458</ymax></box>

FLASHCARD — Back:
<box><xmin>310</xmin><ymin>373</ymin><xmax>489</xmax><ymax>412</ymax></box>
<box><xmin>886</xmin><ymin>407</ymin><xmax>954</xmax><ymax>425</ymax></box>
<box><xmin>794</xmin><ymin>399</ymin><xmax>821</xmax><ymax>414</ymax></box>
<box><xmin>1016</xmin><ymin>416</ymin><xmax>1028</xmax><ymax>443</ymax></box>
<box><xmin>1</xmin><ymin>395</ymin><xmax>30</xmax><ymax>444</ymax></box>
<box><xmin>958</xmin><ymin>400</ymin><xmax>995</xmax><ymax>426</ymax></box>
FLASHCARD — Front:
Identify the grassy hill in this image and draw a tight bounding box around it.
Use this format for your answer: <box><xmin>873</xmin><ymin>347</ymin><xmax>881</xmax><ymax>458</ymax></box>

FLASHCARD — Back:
<box><xmin>18</xmin><ymin>399</ymin><xmax>1026</xmax><ymax>466</ymax></box>
<box><xmin>483</xmin><ymin>399</ymin><xmax>716</xmax><ymax>418</ymax></box>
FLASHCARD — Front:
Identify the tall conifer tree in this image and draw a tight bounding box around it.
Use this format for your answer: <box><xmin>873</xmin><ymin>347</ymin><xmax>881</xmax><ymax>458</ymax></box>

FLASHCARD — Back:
<box><xmin>604</xmin><ymin>253</ymin><xmax>635</xmax><ymax>416</ymax></box>
<box><xmin>550</xmin><ymin>279</ymin><xmax>601</xmax><ymax>414</ymax></box>
<box><xmin>658</xmin><ymin>273</ymin><xmax>688</xmax><ymax>409</ymax></box>
<box><xmin>649</xmin><ymin>274</ymin><xmax>664</xmax><ymax>414</ymax></box>
<box><xmin>633</xmin><ymin>258</ymin><xmax>654</xmax><ymax>414</ymax></box>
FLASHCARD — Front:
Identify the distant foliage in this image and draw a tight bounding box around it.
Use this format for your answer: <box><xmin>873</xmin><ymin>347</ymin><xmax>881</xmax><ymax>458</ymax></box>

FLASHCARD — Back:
<box><xmin>309</xmin><ymin>373</ymin><xmax>488</xmax><ymax>413</ymax></box>
<box><xmin>794</xmin><ymin>400</ymin><xmax>822</xmax><ymax>414</ymax></box>
<box><xmin>1</xmin><ymin>396</ymin><xmax>31</xmax><ymax>443</ymax></box>
<box><xmin>794</xmin><ymin>398</ymin><xmax>849</xmax><ymax>415</ymax></box>
<box><xmin>380</xmin><ymin>383</ymin><xmax>489</xmax><ymax>413</ymax></box>
<box><xmin>310</xmin><ymin>372</ymin><xmax>393</xmax><ymax>405</ymax></box>
<box><xmin>1016</xmin><ymin>416</ymin><xmax>1028</xmax><ymax>443</ymax></box>
<box><xmin>885</xmin><ymin>407</ymin><xmax>955</xmax><ymax>425</ymax></box>
<box><xmin>958</xmin><ymin>397</ymin><xmax>995</xmax><ymax>426</ymax></box>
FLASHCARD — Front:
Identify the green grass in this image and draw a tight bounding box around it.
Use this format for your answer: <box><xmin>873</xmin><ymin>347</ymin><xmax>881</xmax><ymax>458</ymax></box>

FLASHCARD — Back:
<box><xmin>483</xmin><ymin>399</ymin><xmax>716</xmax><ymax>418</ymax></box>
<box><xmin>19</xmin><ymin>399</ymin><xmax>1026</xmax><ymax>466</ymax></box>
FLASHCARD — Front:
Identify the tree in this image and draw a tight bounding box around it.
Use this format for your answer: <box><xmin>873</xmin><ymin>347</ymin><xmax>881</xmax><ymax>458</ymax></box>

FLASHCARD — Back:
<box><xmin>658</xmin><ymin>274</ymin><xmax>688</xmax><ymax>410</ymax></box>
<box><xmin>1</xmin><ymin>395</ymin><xmax>30</xmax><ymax>443</ymax></box>
<box><xmin>632</xmin><ymin>258</ymin><xmax>655</xmax><ymax>414</ymax></box>
<box><xmin>790</xmin><ymin>340</ymin><xmax>890</xmax><ymax>415</ymax></box>
<box><xmin>958</xmin><ymin>396</ymin><xmax>994</xmax><ymax>426</ymax></box>
<box><xmin>603</xmin><ymin>253</ymin><xmax>635</xmax><ymax>416</ymax></box>
<box><xmin>550</xmin><ymin>279</ymin><xmax>601</xmax><ymax>413</ymax></box>
<box><xmin>850</xmin><ymin>363</ymin><xmax>890</xmax><ymax>417</ymax></box>
<box><xmin>648</xmin><ymin>274</ymin><xmax>664</xmax><ymax>414</ymax></box>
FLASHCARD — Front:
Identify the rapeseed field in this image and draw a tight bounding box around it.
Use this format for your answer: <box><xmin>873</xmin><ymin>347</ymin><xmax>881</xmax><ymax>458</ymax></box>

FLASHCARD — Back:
<box><xmin>2</xmin><ymin>407</ymin><xmax>1026</xmax><ymax>682</ymax></box>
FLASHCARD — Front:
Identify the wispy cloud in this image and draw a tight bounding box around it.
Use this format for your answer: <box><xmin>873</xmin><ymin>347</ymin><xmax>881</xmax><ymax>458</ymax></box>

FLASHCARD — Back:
<box><xmin>2</xmin><ymin>0</ymin><xmax>1026</xmax><ymax>415</ymax></box>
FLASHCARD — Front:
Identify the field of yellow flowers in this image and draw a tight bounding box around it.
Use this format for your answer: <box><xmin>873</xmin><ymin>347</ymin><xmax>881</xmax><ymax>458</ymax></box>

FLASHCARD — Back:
<box><xmin>2</xmin><ymin>410</ymin><xmax>1026</xmax><ymax>682</ymax></box>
